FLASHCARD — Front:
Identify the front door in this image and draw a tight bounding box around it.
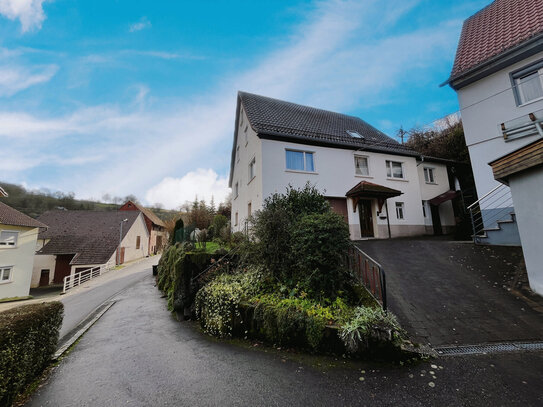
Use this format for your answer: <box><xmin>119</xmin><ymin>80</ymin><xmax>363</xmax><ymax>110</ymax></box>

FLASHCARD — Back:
<box><xmin>39</xmin><ymin>269</ymin><xmax>50</xmax><ymax>286</ymax></box>
<box><xmin>430</xmin><ymin>204</ymin><xmax>443</xmax><ymax>235</ymax></box>
<box><xmin>358</xmin><ymin>200</ymin><xmax>374</xmax><ymax>237</ymax></box>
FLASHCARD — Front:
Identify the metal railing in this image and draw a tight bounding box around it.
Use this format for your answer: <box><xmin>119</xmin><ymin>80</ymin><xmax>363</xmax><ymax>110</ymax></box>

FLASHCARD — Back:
<box><xmin>347</xmin><ymin>244</ymin><xmax>387</xmax><ymax>311</ymax></box>
<box><xmin>467</xmin><ymin>183</ymin><xmax>513</xmax><ymax>243</ymax></box>
<box><xmin>62</xmin><ymin>263</ymin><xmax>111</xmax><ymax>293</ymax></box>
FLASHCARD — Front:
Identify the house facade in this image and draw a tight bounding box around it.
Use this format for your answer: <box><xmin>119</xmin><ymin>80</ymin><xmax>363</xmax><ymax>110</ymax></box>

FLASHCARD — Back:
<box><xmin>445</xmin><ymin>0</ymin><xmax>543</xmax><ymax>245</ymax></box>
<box><xmin>119</xmin><ymin>200</ymin><xmax>167</xmax><ymax>255</ymax></box>
<box><xmin>446</xmin><ymin>0</ymin><xmax>543</xmax><ymax>294</ymax></box>
<box><xmin>229</xmin><ymin>92</ymin><xmax>457</xmax><ymax>240</ymax></box>
<box><xmin>31</xmin><ymin>210</ymin><xmax>149</xmax><ymax>287</ymax></box>
<box><xmin>0</xmin><ymin>201</ymin><xmax>46</xmax><ymax>299</ymax></box>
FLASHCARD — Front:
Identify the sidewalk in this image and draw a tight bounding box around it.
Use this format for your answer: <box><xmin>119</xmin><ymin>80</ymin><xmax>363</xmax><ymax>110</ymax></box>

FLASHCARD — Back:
<box><xmin>0</xmin><ymin>256</ymin><xmax>159</xmax><ymax>313</ymax></box>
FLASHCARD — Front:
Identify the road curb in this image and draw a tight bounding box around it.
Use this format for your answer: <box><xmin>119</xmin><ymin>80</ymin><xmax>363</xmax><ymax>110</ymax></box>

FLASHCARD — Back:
<box><xmin>54</xmin><ymin>300</ymin><xmax>116</xmax><ymax>360</ymax></box>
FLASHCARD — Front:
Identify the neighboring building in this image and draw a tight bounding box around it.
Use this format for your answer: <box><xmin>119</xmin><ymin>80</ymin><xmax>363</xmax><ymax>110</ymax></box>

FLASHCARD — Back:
<box><xmin>119</xmin><ymin>200</ymin><xmax>167</xmax><ymax>254</ymax></box>
<box><xmin>444</xmin><ymin>0</ymin><xmax>543</xmax><ymax>245</ymax></box>
<box><xmin>489</xmin><ymin>139</ymin><xmax>543</xmax><ymax>295</ymax></box>
<box><xmin>229</xmin><ymin>92</ymin><xmax>457</xmax><ymax>240</ymax></box>
<box><xmin>31</xmin><ymin>210</ymin><xmax>149</xmax><ymax>287</ymax></box>
<box><xmin>0</xmin><ymin>201</ymin><xmax>46</xmax><ymax>299</ymax></box>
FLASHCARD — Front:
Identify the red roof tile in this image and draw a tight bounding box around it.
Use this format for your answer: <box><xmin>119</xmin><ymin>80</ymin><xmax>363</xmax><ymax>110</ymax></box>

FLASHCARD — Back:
<box><xmin>0</xmin><ymin>201</ymin><xmax>46</xmax><ymax>229</ymax></box>
<box><xmin>450</xmin><ymin>0</ymin><xmax>543</xmax><ymax>81</ymax></box>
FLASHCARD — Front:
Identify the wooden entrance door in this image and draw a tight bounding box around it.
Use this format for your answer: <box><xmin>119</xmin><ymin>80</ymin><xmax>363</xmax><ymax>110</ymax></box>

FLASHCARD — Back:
<box><xmin>53</xmin><ymin>254</ymin><xmax>74</xmax><ymax>284</ymax></box>
<box><xmin>39</xmin><ymin>269</ymin><xmax>50</xmax><ymax>286</ymax></box>
<box><xmin>430</xmin><ymin>204</ymin><xmax>443</xmax><ymax>235</ymax></box>
<box><xmin>358</xmin><ymin>200</ymin><xmax>374</xmax><ymax>237</ymax></box>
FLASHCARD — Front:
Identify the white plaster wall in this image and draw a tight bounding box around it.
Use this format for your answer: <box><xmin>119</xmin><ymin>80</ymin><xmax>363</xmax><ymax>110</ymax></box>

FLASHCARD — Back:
<box><xmin>457</xmin><ymin>51</ymin><xmax>543</xmax><ymax>199</ymax></box>
<box><xmin>0</xmin><ymin>225</ymin><xmax>39</xmax><ymax>299</ymax></box>
<box><xmin>260</xmin><ymin>139</ymin><xmax>427</xmax><ymax>239</ymax></box>
<box><xmin>417</xmin><ymin>162</ymin><xmax>456</xmax><ymax>227</ymax></box>
<box><xmin>31</xmin><ymin>238</ymin><xmax>55</xmax><ymax>287</ymax></box>
<box><xmin>231</xmin><ymin>107</ymin><xmax>263</xmax><ymax>232</ymax></box>
<box><xmin>119</xmin><ymin>213</ymin><xmax>149</xmax><ymax>262</ymax></box>
<box><xmin>508</xmin><ymin>167</ymin><xmax>543</xmax><ymax>295</ymax></box>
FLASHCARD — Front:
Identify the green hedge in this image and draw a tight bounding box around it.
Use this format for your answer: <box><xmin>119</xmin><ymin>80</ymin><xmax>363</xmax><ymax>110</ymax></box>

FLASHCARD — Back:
<box><xmin>0</xmin><ymin>301</ymin><xmax>64</xmax><ymax>406</ymax></box>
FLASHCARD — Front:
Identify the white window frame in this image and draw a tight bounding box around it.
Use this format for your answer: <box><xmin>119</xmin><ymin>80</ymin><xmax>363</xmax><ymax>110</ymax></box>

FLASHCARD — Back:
<box><xmin>285</xmin><ymin>149</ymin><xmax>316</xmax><ymax>173</ymax></box>
<box><xmin>248</xmin><ymin>157</ymin><xmax>256</xmax><ymax>183</ymax></box>
<box><xmin>395</xmin><ymin>202</ymin><xmax>405</xmax><ymax>220</ymax></box>
<box><xmin>511</xmin><ymin>60</ymin><xmax>543</xmax><ymax>106</ymax></box>
<box><xmin>423</xmin><ymin>167</ymin><xmax>436</xmax><ymax>184</ymax></box>
<box><xmin>0</xmin><ymin>230</ymin><xmax>18</xmax><ymax>248</ymax></box>
<box><xmin>386</xmin><ymin>160</ymin><xmax>405</xmax><ymax>180</ymax></box>
<box><xmin>354</xmin><ymin>155</ymin><xmax>370</xmax><ymax>177</ymax></box>
<box><xmin>0</xmin><ymin>266</ymin><xmax>13</xmax><ymax>284</ymax></box>
<box><xmin>234</xmin><ymin>182</ymin><xmax>239</xmax><ymax>199</ymax></box>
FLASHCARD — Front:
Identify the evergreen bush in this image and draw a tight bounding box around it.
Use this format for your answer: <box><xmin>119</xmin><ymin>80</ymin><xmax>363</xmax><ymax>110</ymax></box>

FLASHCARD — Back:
<box><xmin>0</xmin><ymin>302</ymin><xmax>63</xmax><ymax>406</ymax></box>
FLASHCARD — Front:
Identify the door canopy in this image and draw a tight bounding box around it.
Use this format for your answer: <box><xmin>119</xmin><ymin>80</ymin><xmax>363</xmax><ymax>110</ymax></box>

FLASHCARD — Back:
<box><xmin>346</xmin><ymin>181</ymin><xmax>402</xmax><ymax>212</ymax></box>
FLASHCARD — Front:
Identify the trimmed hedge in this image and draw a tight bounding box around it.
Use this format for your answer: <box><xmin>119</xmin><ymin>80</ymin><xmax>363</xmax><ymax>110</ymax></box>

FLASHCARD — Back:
<box><xmin>0</xmin><ymin>301</ymin><xmax>64</xmax><ymax>406</ymax></box>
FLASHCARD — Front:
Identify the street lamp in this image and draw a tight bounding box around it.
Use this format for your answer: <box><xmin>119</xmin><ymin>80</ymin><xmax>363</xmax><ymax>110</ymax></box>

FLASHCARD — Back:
<box><xmin>118</xmin><ymin>218</ymin><xmax>128</xmax><ymax>265</ymax></box>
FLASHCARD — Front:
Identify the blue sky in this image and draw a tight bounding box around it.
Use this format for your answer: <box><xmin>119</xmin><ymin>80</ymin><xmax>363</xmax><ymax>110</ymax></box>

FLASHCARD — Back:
<box><xmin>0</xmin><ymin>0</ymin><xmax>489</xmax><ymax>208</ymax></box>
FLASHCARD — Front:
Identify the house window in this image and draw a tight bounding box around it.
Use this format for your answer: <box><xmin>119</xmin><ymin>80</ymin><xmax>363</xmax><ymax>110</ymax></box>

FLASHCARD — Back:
<box><xmin>395</xmin><ymin>202</ymin><xmax>405</xmax><ymax>219</ymax></box>
<box><xmin>512</xmin><ymin>62</ymin><xmax>543</xmax><ymax>105</ymax></box>
<box><xmin>386</xmin><ymin>160</ymin><xmax>404</xmax><ymax>179</ymax></box>
<box><xmin>236</xmin><ymin>146</ymin><xmax>240</xmax><ymax>163</ymax></box>
<box><xmin>136</xmin><ymin>236</ymin><xmax>141</xmax><ymax>249</ymax></box>
<box><xmin>234</xmin><ymin>182</ymin><xmax>239</xmax><ymax>199</ymax></box>
<box><xmin>244</xmin><ymin>126</ymin><xmax>248</xmax><ymax>145</ymax></box>
<box><xmin>423</xmin><ymin>167</ymin><xmax>435</xmax><ymax>183</ymax></box>
<box><xmin>248</xmin><ymin>157</ymin><xmax>256</xmax><ymax>182</ymax></box>
<box><xmin>0</xmin><ymin>231</ymin><xmax>18</xmax><ymax>248</ymax></box>
<box><xmin>0</xmin><ymin>266</ymin><xmax>12</xmax><ymax>283</ymax></box>
<box><xmin>247</xmin><ymin>202</ymin><xmax>252</xmax><ymax>217</ymax></box>
<box><xmin>354</xmin><ymin>156</ymin><xmax>369</xmax><ymax>176</ymax></box>
<box><xmin>285</xmin><ymin>150</ymin><xmax>315</xmax><ymax>172</ymax></box>
<box><xmin>235</xmin><ymin>212</ymin><xmax>238</xmax><ymax>226</ymax></box>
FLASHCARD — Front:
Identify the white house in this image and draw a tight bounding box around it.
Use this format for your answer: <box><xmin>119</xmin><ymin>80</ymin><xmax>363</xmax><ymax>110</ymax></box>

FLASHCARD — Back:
<box><xmin>0</xmin><ymin>201</ymin><xmax>46</xmax><ymax>300</ymax></box>
<box><xmin>445</xmin><ymin>0</ymin><xmax>543</xmax><ymax>294</ymax></box>
<box><xmin>32</xmin><ymin>210</ymin><xmax>149</xmax><ymax>287</ymax></box>
<box><xmin>229</xmin><ymin>92</ymin><xmax>457</xmax><ymax>240</ymax></box>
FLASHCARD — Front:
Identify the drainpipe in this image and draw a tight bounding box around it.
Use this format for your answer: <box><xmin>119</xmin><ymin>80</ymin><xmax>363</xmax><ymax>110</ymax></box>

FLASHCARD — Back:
<box><xmin>385</xmin><ymin>201</ymin><xmax>391</xmax><ymax>239</ymax></box>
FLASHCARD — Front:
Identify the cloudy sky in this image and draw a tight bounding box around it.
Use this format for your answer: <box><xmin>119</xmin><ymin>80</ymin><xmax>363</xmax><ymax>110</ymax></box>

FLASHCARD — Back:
<box><xmin>0</xmin><ymin>0</ymin><xmax>488</xmax><ymax>208</ymax></box>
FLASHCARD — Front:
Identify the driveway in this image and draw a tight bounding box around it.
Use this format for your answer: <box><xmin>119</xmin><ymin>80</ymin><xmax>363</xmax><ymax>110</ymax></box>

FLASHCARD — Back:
<box><xmin>356</xmin><ymin>238</ymin><xmax>543</xmax><ymax>347</ymax></box>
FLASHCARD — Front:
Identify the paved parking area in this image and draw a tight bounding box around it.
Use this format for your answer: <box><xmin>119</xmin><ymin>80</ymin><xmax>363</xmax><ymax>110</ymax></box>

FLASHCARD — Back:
<box><xmin>356</xmin><ymin>238</ymin><xmax>543</xmax><ymax>347</ymax></box>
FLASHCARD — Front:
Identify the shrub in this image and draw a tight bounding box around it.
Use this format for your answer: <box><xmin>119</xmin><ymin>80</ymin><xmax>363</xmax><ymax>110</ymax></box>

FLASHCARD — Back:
<box><xmin>291</xmin><ymin>211</ymin><xmax>351</xmax><ymax>297</ymax></box>
<box><xmin>195</xmin><ymin>268</ymin><xmax>264</xmax><ymax>337</ymax></box>
<box><xmin>170</xmin><ymin>217</ymin><xmax>185</xmax><ymax>245</ymax></box>
<box><xmin>339</xmin><ymin>307</ymin><xmax>404</xmax><ymax>354</ymax></box>
<box><xmin>0</xmin><ymin>302</ymin><xmax>64</xmax><ymax>406</ymax></box>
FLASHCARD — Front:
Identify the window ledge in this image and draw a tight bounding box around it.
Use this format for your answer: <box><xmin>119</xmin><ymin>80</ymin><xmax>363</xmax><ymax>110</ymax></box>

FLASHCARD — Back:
<box><xmin>285</xmin><ymin>169</ymin><xmax>318</xmax><ymax>175</ymax></box>
<box><xmin>425</xmin><ymin>182</ymin><xmax>438</xmax><ymax>185</ymax></box>
<box><xmin>386</xmin><ymin>177</ymin><xmax>408</xmax><ymax>182</ymax></box>
<box><xmin>0</xmin><ymin>246</ymin><xmax>17</xmax><ymax>249</ymax></box>
<box><xmin>355</xmin><ymin>174</ymin><xmax>373</xmax><ymax>179</ymax></box>
<box><xmin>0</xmin><ymin>280</ymin><xmax>12</xmax><ymax>285</ymax></box>
<box><xmin>518</xmin><ymin>95</ymin><xmax>543</xmax><ymax>108</ymax></box>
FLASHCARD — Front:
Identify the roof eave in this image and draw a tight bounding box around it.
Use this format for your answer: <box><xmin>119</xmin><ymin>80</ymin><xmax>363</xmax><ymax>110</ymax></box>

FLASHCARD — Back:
<box><xmin>445</xmin><ymin>33</ymin><xmax>543</xmax><ymax>90</ymax></box>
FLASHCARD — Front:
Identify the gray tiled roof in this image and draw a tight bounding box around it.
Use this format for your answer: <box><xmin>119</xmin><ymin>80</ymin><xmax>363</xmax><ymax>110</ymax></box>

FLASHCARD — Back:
<box><xmin>37</xmin><ymin>210</ymin><xmax>140</xmax><ymax>265</ymax></box>
<box><xmin>0</xmin><ymin>201</ymin><xmax>47</xmax><ymax>229</ymax></box>
<box><xmin>238</xmin><ymin>92</ymin><xmax>417</xmax><ymax>156</ymax></box>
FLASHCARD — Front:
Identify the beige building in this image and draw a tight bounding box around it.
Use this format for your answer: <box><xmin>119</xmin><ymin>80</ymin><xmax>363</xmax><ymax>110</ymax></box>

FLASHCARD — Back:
<box><xmin>32</xmin><ymin>210</ymin><xmax>149</xmax><ymax>287</ymax></box>
<box><xmin>0</xmin><ymin>201</ymin><xmax>46</xmax><ymax>299</ymax></box>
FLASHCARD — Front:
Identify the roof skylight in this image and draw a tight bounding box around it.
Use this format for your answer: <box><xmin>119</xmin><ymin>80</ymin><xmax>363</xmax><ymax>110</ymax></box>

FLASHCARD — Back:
<box><xmin>347</xmin><ymin>130</ymin><xmax>364</xmax><ymax>139</ymax></box>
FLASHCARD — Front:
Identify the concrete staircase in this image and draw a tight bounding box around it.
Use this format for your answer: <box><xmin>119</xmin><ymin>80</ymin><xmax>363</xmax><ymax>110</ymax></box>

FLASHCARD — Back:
<box><xmin>475</xmin><ymin>212</ymin><xmax>521</xmax><ymax>246</ymax></box>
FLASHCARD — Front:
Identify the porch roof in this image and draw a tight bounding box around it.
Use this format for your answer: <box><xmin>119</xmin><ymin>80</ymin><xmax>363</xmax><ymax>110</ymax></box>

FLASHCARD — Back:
<box><xmin>345</xmin><ymin>181</ymin><xmax>402</xmax><ymax>199</ymax></box>
<box><xmin>428</xmin><ymin>190</ymin><xmax>458</xmax><ymax>206</ymax></box>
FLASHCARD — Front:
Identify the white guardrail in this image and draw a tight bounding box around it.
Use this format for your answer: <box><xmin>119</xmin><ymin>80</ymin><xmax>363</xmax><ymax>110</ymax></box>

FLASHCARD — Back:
<box><xmin>62</xmin><ymin>263</ymin><xmax>112</xmax><ymax>293</ymax></box>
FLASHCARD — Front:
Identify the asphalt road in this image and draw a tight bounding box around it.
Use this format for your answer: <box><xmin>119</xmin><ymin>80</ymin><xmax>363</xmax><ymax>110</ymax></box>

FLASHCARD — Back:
<box><xmin>26</xmin><ymin>274</ymin><xmax>543</xmax><ymax>406</ymax></box>
<box><xmin>58</xmin><ymin>256</ymin><xmax>157</xmax><ymax>342</ymax></box>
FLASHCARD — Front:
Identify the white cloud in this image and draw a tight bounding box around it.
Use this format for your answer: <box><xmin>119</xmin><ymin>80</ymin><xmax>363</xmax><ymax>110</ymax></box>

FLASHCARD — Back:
<box><xmin>0</xmin><ymin>64</ymin><xmax>57</xmax><ymax>96</ymax></box>
<box><xmin>129</xmin><ymin>17</ymin><xmax>151</xmax><ymax>32</ymax></box>
<box><xmin>0</xmin><ymin>0</ymin><xmax>46</xmax><ymax>32</ymax></box>
<box><xmin>145</xmin><ymin>169</ymin><xmax>230</xmax><ymax>209</ymax></box>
